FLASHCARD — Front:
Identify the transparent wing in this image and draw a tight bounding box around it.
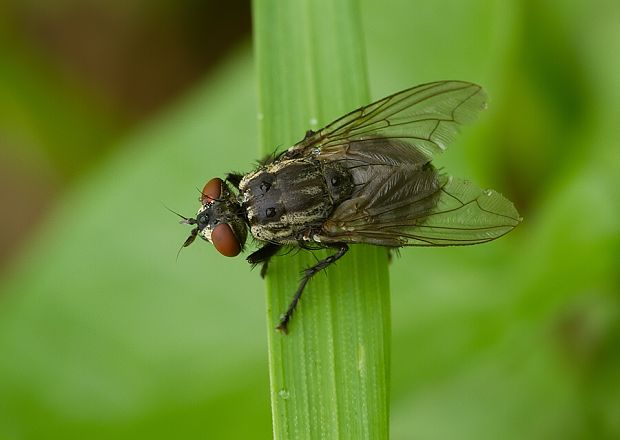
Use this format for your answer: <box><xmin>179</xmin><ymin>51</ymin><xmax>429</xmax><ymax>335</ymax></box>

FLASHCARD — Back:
<box><xmin>394</xmin><ymin>176</ymin><xmax>521</xmax><ymax>246</ymax></box>
<box><xmin>288</xmin><ymin>81</ymin><xmax>487</xmax><ymax>161</ymax></box>
<box><xmin>322</xmin><ymin>171</ymin><xmax>522</xmax><ymax>247</ymax></box>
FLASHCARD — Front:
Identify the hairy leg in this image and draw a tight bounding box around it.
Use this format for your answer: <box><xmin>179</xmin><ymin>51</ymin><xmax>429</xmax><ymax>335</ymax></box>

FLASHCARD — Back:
<box><xmin>225</xmin><ymin>172</ymin><xmax>243</xmax><ymax>189</ymax></box>
<box><xmin>277</xmin><ymin>243</ymin><xmax>349</xmax><ymax>333</ymax></box>
<box><xmin>247</xmin><ymin>243</ymin><xmax>282</xmax><ymax>278</ymax></box>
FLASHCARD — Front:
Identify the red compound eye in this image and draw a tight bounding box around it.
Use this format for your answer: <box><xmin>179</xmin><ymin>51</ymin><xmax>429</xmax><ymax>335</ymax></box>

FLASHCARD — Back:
<box><xmin>211</xmin><ymin>223</ymin><xmax>241</xmax><ymax>257</ymax></box>
<box><xmin>201</xmin><ymin>178</ymin><xmax>223</xmax><ymax>203</ymax></box>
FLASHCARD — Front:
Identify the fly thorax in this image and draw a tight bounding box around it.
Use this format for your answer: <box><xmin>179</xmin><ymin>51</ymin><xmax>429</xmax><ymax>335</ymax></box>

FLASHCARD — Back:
<box><xmin>321</xmin><ymin>161</ymin><xmax>354</xmax><ymax>204</ymax></box>
<box><xmin>239</xmin><ymin>159</ymin><xmax>336</xmax><ymax>242</ymax></box>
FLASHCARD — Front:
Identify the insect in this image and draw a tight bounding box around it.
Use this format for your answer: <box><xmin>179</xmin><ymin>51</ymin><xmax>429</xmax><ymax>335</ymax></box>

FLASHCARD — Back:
<box><xmin>179</xmin><ymin>81</ymin><xmax>521</xmax><ymax>333</ymax></box>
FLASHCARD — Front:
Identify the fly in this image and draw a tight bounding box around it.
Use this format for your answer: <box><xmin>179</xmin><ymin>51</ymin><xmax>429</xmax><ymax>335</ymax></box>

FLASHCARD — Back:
<box><xmin>179</xmin><ymin>81</ymin><xmax>522</xmax><ymax>333</ymax></box>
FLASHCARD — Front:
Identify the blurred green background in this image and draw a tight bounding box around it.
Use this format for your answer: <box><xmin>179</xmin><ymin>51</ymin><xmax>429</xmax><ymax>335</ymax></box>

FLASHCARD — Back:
<box><xmin>1</xmin><ymin>0</ymin><xmax>618</xmax><ymax>438</ymax></box>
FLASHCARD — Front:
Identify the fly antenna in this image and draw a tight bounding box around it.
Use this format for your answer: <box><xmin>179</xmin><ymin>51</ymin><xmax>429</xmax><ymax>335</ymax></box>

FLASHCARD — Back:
<box><xmin>162</xmin><ymin>203</ymin><xmax>196</xmax><ymax>225</ymax></box>
<box><xmin>177</xmin><ymin>227</ymin><xmax>198</xmax><ymax>261</ymax></box>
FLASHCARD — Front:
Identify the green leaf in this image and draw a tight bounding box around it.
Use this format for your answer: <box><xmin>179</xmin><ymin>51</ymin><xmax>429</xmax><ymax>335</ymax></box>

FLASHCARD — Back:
<box><xmin>253</xmin><ymin>0</ymin><xmax>390</xmax><ymax>438</ymax></box>
<box><xmin>0</xmin><ymin>51</ymin><xmax>274</xmax><ymax>440</ymax></box>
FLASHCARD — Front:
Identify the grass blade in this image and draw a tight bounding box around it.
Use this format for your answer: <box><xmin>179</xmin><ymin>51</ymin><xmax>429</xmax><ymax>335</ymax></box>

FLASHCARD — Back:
<box><xmin>253</xmin><ymin>0</ymin><xmax>391</xmax><ymax>438</ymax></box>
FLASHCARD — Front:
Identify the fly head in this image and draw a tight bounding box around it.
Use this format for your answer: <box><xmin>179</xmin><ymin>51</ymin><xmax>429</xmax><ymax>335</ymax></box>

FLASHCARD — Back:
<box><xmin>181</xmin><ymin>177</ymin><xmax>247</xmax><ymax>257</ymax></box>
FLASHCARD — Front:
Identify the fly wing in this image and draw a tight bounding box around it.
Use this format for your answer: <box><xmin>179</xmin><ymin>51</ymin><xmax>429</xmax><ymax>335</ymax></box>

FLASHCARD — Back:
<box><xmin>318</xmin><ymin>141</ymin><xmax>521</xmax><ymax>247</ymax></box>
<box><xmin>287</xmin><ymin>81</ymin><xmax>487</xmax><ymax>161</ymax></box>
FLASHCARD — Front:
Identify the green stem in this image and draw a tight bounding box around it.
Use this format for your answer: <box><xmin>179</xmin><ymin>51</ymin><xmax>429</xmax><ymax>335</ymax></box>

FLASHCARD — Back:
<box><xmin>253</xmin><ymin>0</ymin><xmax>391</xmax><ymax>438</ymax></box>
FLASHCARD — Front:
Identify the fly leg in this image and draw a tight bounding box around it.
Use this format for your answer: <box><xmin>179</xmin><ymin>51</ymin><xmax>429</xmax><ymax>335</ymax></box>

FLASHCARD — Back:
<box><xmin>277</xmin><ymin>243</ymin><xmax>349</xmax><ymax>333</ymax></box>
<box><xmin>247</xmin><ymin>243</ymin><xmax>281</xmax><ymax>278</ymax></box>
<box><xmin>225</xmin><ymin>172</ymin><xmax>243</xmax><ymax>189</ymax></box>
<box><xmin>387</xmin><ymin>247</ymin><xmax>400</xmax><ymax>264</ymax></box>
